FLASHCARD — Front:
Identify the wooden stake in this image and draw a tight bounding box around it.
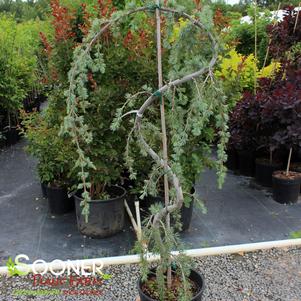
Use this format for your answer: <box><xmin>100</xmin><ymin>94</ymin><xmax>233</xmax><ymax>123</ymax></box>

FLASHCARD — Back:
<box><xmin>155</xmin><ymin>0</ymin><xmax>172</xmax><ymax>289</ymax></box>
<box><xmin>286</xmin><ymin>148</ymin><xmax>292</xmax><ymax>176</ymax></box>
<box><xmin>135</xmin><ymin>201</ymin><xmax>142</xmax><ymax>241</ymax></box>
<box><xmin>262</xmin><ymin>3</ymin><xmax>281</xmax><ymax>69</ymax></box>
<box><xmin>293</xmin><ymin>4</ymin><xmax>300</xmax><ymax>34</ymax></box>
<box><xmin>254</xmin><ymin>0</ymin><xmax>258</xmax><ymax>95</ymax></box>
<box><xmin>124</xmin><ymin>200</ymin><xmax>139</xmax><ymax>238</ymax></box>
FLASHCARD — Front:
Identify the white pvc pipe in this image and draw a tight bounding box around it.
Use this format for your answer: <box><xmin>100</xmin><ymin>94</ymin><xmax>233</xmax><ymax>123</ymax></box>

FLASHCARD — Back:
<box><xmin>0</xmin><ymin>239</ymin><xmax>300</xmax><ymax>275</ymax></box>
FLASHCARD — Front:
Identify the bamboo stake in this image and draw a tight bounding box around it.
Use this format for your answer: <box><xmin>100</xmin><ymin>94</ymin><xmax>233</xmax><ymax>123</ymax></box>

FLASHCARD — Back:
<box><xmin>124</xmin><ymin>200</ymin><xmax>139</xmax><ymax>238</ymax></box>
<box><xmin>293</xmin><ymin>4</ymin><xmax>300</xmax><ymax>34</ymax></box>
<box><xmin>262</xmin><ymin>3</ymin><xmax>281</xmax><ymax>69</ymax></box>
<box><xmin>286</xmin><ymin>148</ymin><xmax>292</xmax><ymax>176</ymax></box>
<box><xmin>254</xmin><ymin>0</ymin><xmax>258</xmax><ymax>95</ymax></box>
<box><xmin>135</xmin><ymin>201</ymin><xmax>142</xmax><ymax>241</ymax></box>
<box><xmin>155</xmin><ymin>0</ymin><xmax>172</xmax><ymax>289</ymax></box>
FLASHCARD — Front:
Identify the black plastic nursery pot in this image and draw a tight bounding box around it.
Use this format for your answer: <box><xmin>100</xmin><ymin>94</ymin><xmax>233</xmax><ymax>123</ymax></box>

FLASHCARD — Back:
<box><xmin>291</xmin><ymin>163</ymin><xmax>301</xmax><ymax>193</ymax></box>
<box><xmin>138</xmin><ymin>268</ymin><xmax>205</xmax><ymax>301</ymax></box>
<box><xmin>0</xmin><ymin>137</ymin><xmax>5</xmax><ymax>148</ymax></box>
<box><xmin>140</xmin><ymin>195</ymin><xmax>194</xmax><ymax>232</ymax></box>
<box><xmin>74</xmin><ymin>185</ymin><xmax>126</xmax><ymax>238</ymax></box>
<box><xmin>226</xmin><ymin>148</ymin><xmax>239</xmax><ymax>171</ymax></box>
<box><xmin>238</xmin><ymin>150</ymin><xmax>255</xmax><ymax>177</ymax></box>
<box><xmin>41</xmin><ymin>182</ymin><xmax>48</xmax><ymax>198</ymax></box>
<box><xmin>4</xmin><ymin>127</ymin><xmax>20</xmax><ymax>146</ymax></box>
<box><xmin>46</xmin><ymin>185</ymin><xmax>74</xmax><ymax>214</ymax></box>
<box><xmin>255</xmin><ymin>158</ymin><xmax>283</xmax><ymax>187</ymax></box>
<box><xmin>272</xmin><ymin>171</ymin><xmax>301</xmax><ymax>204</ymax></box>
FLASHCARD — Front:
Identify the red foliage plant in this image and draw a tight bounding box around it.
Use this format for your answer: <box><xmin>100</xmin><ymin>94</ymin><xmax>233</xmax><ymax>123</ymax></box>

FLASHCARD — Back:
<box><xmin>97</xmin><ymin>0</ymin><xmax>116</xmax><ymax>18</ymax></box>
<box><xmin>213</xmin><ymin>8</ymin><xmax>229</xmax><ymax>32</ymax></box>
<box><xmin>78</xmin><ymin>3</ymin><xmax>92</xmax><ymax>37</ymax></box>
<box><xmin>50</xmin><ymin>0</ymin><xmax>75</xmax><ymax>42</ymax></box>
<box><xmin>194</xmin><ymin>0</ymin><xmax>201</xmax><ymax>10</ymax></box>
<box><xmin>39</xmin><ymin>32</ymin><xmax>52</xmax><ymax>57</ymax></box>
<box><xmin>40</xmin><ymin>0</ymin><xmax>94</xmax><ymax>82</ymax></box>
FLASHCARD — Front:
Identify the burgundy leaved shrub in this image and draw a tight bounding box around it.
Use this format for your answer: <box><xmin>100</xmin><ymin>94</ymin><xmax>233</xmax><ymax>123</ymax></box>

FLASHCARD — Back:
<box><xmin>229</xmin><ymin>7</ymin><xmax>301</xmax><ymax>159</ymax></box>
<box><xmin>229</xmin><ymin>68</ymin><xmax>301</xmax><ymax>157</ymax></box>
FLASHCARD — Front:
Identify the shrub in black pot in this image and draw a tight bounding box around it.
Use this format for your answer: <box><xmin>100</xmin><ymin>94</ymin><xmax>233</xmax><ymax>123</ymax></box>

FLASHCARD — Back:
<box><xmin>272</xmin><ymin>170</ymin><xmax>301</xmax><ymax>204</ymax></box>
<box><xmin>270</xmin><ymin>144</ymin><xmax>301</xmax><ymax>200</ymax></box>
<box><xmin>271</xmin><ymin>148</ymin><xmax>301</xmax><ymax>203</ymax></box>
<box><xmin>22</xmin><ymin>110</ymin><xmax>76</xmax><ymax>213</ymax></box>
<box><xmin>261</xmin><ymin>76</ymin><xmax>301</xmax><ymax>203</ymax></box>
<box><xmin>46</xmin><ymin>184</ymin><xmax>74</xmax><ymax>214</ymax></box>
<box><xmin>270</xmin><ymin>132</ymin><xmax>301</xmax><ymax>204</ymax></box>
<box><xmin>65</xmin><ymin>85</ymin><xmax>133</xmax><ymax>237</ymax></box>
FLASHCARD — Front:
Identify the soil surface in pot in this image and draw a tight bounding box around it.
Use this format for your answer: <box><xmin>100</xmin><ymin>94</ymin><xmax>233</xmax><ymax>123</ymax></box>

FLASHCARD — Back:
<box><xmin>142</xmin><ymin>274</ymin><xmax>199</xmax><ymax>301</ymax></box>
<box><xmin>273</xmin><ymin>171</ymin><xmax>301</xmax><ymax>180</ymax></box>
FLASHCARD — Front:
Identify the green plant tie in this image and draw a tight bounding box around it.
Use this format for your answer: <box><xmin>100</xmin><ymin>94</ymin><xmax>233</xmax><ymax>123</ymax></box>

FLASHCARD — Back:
<box><xmin>153</xmin><ymin>90</ymin><xmax>163</xmax><ymax>104</ymax></box>
<box><xmin>146</xmin><ymin>4</ymin><xmax>161</xmax><ymax>11</ymax></box>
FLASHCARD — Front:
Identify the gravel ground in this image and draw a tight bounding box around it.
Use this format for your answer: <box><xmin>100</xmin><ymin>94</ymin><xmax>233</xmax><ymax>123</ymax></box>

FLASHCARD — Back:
<box><xmin>0</xmin><ymin>247</ymin><xmax>300</xmax><ymax>301</ymax></box>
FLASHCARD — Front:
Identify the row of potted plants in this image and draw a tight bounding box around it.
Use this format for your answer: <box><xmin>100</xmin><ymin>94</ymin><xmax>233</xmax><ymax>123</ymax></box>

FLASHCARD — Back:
<box><xmin>227</xmin><ymin>65</ymin><xmax>301</xmax><ymax>203</ymax></box>
<box><xmin>0</xmin><ymin>14</ymin><xmax>50</xmax><ymax>148</ymax></box>
<box><xmin>226</xmin><ymin>5</ymin><xmax>301</xmax><ymax>205</ymax></box>
<box><xmin>0</xmin><ymin>91</ymin><xmax>48</xmax><ymax>149</ymax></box>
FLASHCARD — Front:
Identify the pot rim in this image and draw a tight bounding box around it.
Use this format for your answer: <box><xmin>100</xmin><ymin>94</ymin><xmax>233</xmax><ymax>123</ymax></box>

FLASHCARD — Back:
<box><xmin>46</xmin><ymin>184</ymin><xmax>67</xmax><ymax>190</ymax></box>
<box><xmin>137</xmin><ymin>268</ymin><xmax>205</xmax><ymax>301</ymax></box>
<box><xmin>272</xmin><ymin>170</ymin><xmax>301</xmax><ymax>182</ymax></box>
<box><xmin>74</xmin><ymin>185</ymin><xmax>127</xmax><ymax>203</ymax></box>
<box><xmin>255</xmin><ymin>158</ymin><xmax>282</xmax><ymax>166</ymax></box>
